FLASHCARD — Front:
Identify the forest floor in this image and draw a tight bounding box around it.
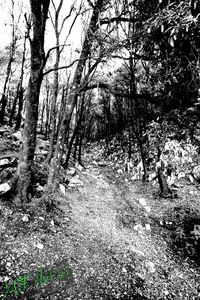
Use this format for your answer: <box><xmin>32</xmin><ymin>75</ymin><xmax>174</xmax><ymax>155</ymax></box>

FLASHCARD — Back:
<box><xmin>1</xmin><ymin>146</ymin><xmax>200</xmax><ymax>299</ymax></box>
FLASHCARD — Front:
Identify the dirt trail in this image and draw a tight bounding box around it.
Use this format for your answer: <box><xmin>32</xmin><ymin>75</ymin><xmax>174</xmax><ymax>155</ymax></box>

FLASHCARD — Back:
<box><xmin>1</xmin><ymin>163</ymin><xmax>200</xmax><ymax>300</ymax></box>
<box><xmin>52</xmin><ymin>163</ymin><xmax>199</xmax><ymax>300</ymax></box>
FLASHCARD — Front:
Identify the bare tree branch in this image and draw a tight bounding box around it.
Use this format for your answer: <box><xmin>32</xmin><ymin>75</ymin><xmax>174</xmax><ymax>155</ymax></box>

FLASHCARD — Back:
<box><xmin>86</xmin><ymin>0</ymin><xmax>95</xmax><ymax>9</ymax></box>
<box><xmin>45</xmin><ymin>44</ymin><xmax>71</xmax><ymax>64</ymax></box>
<box><xmin>51</xmin><ymin>0</ymin><xmax>56</xmax><ymax>12</ymax></box>
<box><xmin>82</xmin><ymin>82</ymin><xmax>160</xmax><ymax>106</ymax></box>
<box><xmin>63</xmin><ymin>2</ymin><xmax>81</xmax><ymax>38</ymax></box>
<box><xmin>59</xmin><ymin>0</ymin><xmax>85</xmax><ymax>55</ymax></box>
<box><xmin>57</xmin><ymin>0</ymin><xmax>63</xmax><ymax>15</ymax></box>
<box><xmin>43</xmin><ymin>54</ymin><xmax>107</xmax><ymax>76</ymax></box>
<box><xmin>43</xmin><ymin>58</ymin><xmax>86</xmax><ymax>76</ymax></box>
<box><xmin>59</xmin><ymin>1</ymin><xmax>77</xmax><ymax>33</ymax></box>
<box><xmin>49</xmin><ymin>10</ymin><xmax>56</xmax><ymax>31</ymax></box>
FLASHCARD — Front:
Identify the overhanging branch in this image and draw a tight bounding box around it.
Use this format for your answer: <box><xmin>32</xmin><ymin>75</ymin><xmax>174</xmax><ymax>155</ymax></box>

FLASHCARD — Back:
<box><xmin>43</xmin><ymin>55</ymin><xmax>104</xmax><ymax>76</ymax></box>
<box><xmin>81</xmin><ymin>82</ymin><xmax>160</xmax><ymax>106</ymax></box>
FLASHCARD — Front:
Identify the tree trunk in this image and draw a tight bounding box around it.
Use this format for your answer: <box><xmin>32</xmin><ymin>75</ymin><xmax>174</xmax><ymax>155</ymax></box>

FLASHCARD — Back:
<box><xmin>9</xmin><ymin>32</ymin><xmax>27</xmax><ymax>127</ymax></box>
<box><xmin>73</xmin><ymin>133</ymin><xmax>79</xmax><ymax>161</ymax></box>
<box><xmin>0</xmin><ymin>61</ymin><xmax>13</xmax><ymax>124</ymax></box>
<box><xmin>9</xmin><ymin>86</ymin><xmax>19</xmax><ymax>127</ymax></box>
<box><xmin>63</xmin><ymin>95</ymin><xmax>85</xmax><ymax>168</ymax></box>
<box><xmin>46</xmin><ymin>0</ymin><xmax>65</xmax><ymax>164</ymax></box>
<box><xmin>40</xmin><ymin>97</ymin><xmax>45</xmax><ymax>134</ymax></box>
<box><xmin>46</xmin><ymin>57</ymin><xmax>59</xmax><ymax>164</ymax></box>
<box><xmin>12</xmin><ymin>0</ymin><xmax>50</xmax><ymax>205</ymax></box>
<box><xmin>157</xmin><ymin>165</ymin><xmax>172</xmax><ymax>198</ymax></box>
<box><xmin>15</xmin><ymin>88</ymin><xmax>24</xmax><ymax>131</ymax></box>
<box><xmin>56</xmin><ymin>86</ymin><xmax>67</xmax><ymax>140</ymax></box>
<box><xmin>157</xmin><ymin>147</ymin><xmax>173</xmax><ymax>198</ymax></box>
<box><xmin>47</xmin><ymin>0</ymin><xmax>105</xmax><ymax>193</ymax></box>
<box><xmin>138</xmin><ymin>139</ymin><xmax>148</xmax><ymax>182</ymax></box>
<box><xmin>44</xmin><ymin>82</ymin><xmax>50</xmax><ymax>140</ymax></box>
<box><xmin>0</xmin><ymin>0</ymin><xmax>17</xmax><ymax>124</ymax></box>
<box><xmin>78</xmin><ymin>132</ymin><xmax>84</xmax><ymax>164</ymax></box>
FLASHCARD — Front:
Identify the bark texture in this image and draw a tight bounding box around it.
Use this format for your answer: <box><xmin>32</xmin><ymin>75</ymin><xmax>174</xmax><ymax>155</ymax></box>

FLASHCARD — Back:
<box><xmin>157</xmin><ymin>164</ymin><xmax>172</xmax><ymax>198</ymax></box>
<box><xmin>13</xmin><ymin>0</ymin><xmax>50</xmax><ymax>204</ymax></box>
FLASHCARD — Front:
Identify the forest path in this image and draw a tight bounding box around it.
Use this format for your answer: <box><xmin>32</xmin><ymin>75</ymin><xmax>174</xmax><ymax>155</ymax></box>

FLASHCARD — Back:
<box><xmin>44</xmin><ymin>162</ymin><xmax>199</xmax><ymax>300</ymax></box>
<box><xmin>1</xmin><ymin>162</ymin><xmax>200</xmax><ymax>300</ymax></box>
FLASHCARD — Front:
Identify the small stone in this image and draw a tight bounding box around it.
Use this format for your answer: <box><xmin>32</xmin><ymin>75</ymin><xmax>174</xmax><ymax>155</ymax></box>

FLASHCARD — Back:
<box><xmin>145</xmin><ymin>224</ymin><xmax>151</xmax><ymax>231</ymax></box>
<box><xmin>144</xmin><ymin>205</ymin><xmax>151</xmax><ymax>213</ymax></box>
<box><xmin>164</xmin><ymin>290</ymin><xmax>169</xmax><ymax>296</ymax></box>
<box><xmin>4</xmin><ymin>276</ymin><xmax>10</xmax><ymax>282</ymax></box>
<box><xmin>0</xmin><ymin>182</ymin><xmax>11</xmax><ymax>194</ymax></box>
<box><xmin>145</xmin><ymin>261</ymin><xmax>156</xmax><ymax>273</ymax></box>
<box><xmin>0</xmin><ymin>159</ymin><xmax>9</xmax><ymax>166</ymax></box>
<box><xmin>68</xmin><ymin>176</ymin><xmax>83</xmax><ymax>187</ymax></box>
<box><xmin>6</xmin><ymin>262</ymin><xmax>12</xmax><ymax>268</ymax></box>
<box><xmin>40</xmin><ymin>150</ymin><xmax>48</xmax><ymax>155</ymax></box>
<box><xmin>138</xmin><ymin>198</ymin><xmax>147</xmax><ymax>207</ymax></box>
<box><xmin>66</xmin><ymin>168</ymin><xmax>76</xmax><ymax>176</ymax></box>
<box><xmin>131</xmin><ymin>174</ymin><xmax>139</xmax><ymax>180</ymax></box>
<box><xmin>193</xmin><ymin>165</ymin><xmax>200</xmax><ymax>180</ymax></box>
<box><xmin>98</xmin><ymin>161</ymin><xmax>107</xmax><ymax>166</ymax></box>
<box><xmin>75</xmin><ymin>162</ymin><xmax>84</xmax><ymax>171</ymax></box>
<box><xmin>188</xmin><ymin>174</ymin><xmax>194</xmax><ymax>183</ymax></box>
<box><xmin>22</xmin><ymin>215</ymin><xmax>29</xmax><ymax>222</ymax></box>
<box><xmin>117</xmin><ymin>169</ymin><xmax>123</xmax><ymax>174</ymax></box>
<box><xmin>148</xmin><ymin>172</ymin><xmax>157</xmax><ymax>181</ymax></box>
<box><xmin>177</xmin><ymin>171</ymin><xmax>185</xmax><ymax>180</ymax></box>
<box><xmin>59</xmin><ymin>184</ymin><xmax>66</xmax><ymax>194</ymax></box>
<box><xmin>133</xmin><ymin>224</ymin><xmax>143</xmax><ymax>231</ymax></box>
<box><xmin>36</xmin><ymin>243</ymin><xmax>44</xmax><ymax>250</ymax></box>
<box><xmin>129</xmin><ymin>245</ymin><xmax>145</xmax><ymax>256</ymax></box>
<box><xmin>36</xmin><ymin>184</ymin><xmax>44</xmax><ymax>192</ymax></box>
<box><xmin>13</xmin><ymin>131</ymin><xmax>22</xmax><ymax>140</ymax></box>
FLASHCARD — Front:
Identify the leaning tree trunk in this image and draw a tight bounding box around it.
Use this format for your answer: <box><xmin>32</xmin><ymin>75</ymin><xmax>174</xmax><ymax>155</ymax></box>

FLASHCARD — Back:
<box><xmin>12</xmin><ymin>0</ymin><xmax>50</xmax><ymax>205</ymax></box>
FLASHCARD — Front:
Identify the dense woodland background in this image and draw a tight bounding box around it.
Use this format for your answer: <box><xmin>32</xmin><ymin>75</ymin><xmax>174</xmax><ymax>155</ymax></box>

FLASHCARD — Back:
<box><xmin>1</xmin><ymin>1</ymin><xmax>200</xmax><ymax>298</ymax></box>
<box><xmin>0</xmin><ymin>0</ymin><xmax>200</xmax><ymax>205</ymax></box>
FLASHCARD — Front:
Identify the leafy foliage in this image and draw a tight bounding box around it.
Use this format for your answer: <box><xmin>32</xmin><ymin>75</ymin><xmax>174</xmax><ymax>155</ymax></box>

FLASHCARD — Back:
<box><xmin>170</xmin><ymin>206</ymin><xmax>200</xmax><ymax>260</ymax></box>
<box><xmin>140</xmin><ymin>0</ymin><xmax>200</xmax><ymax>108</ymax></box>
